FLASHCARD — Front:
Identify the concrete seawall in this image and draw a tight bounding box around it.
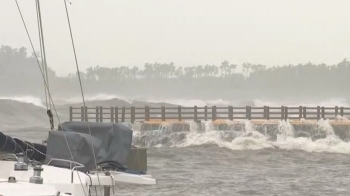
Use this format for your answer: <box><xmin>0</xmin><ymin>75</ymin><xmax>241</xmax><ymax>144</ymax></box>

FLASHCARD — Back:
<box><xmin>131</xmin><ymin>119</ymin><xmax>350</xmax><ymax>141</ymax></box>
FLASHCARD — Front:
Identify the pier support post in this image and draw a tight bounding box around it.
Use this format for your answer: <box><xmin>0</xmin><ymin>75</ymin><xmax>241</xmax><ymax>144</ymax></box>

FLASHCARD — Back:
<box><xmin>115</xmin><ymin>107</ymin><xmax>118</xmax><ymax>123</ymax></box>
<box><xmin>284</xmin><ymin>106</ymin><xmax>288</xmax><ymax>121</ymax></box>
<box><xmin>121</xmin><ymin>107</ymin><xmax>125</xmax><ymax>122</ymax></box>
<box><xmin>194</xmin><ymin>106</ymin><xmax>198</xmax><ymax>122</ymax></box>
<box><xmin>303</xmin><ymin>107</ymin><xmax>306</xmax><ymax>119</ymax></box>
<box><xmin>99</xmin><ymin>106</ymin><xmax>103</xmax><ymax>122</ymax></box>
<box><xmin>228</xmin><ymin>106</ymin><xmax>233</xmax><ymax>121</ymax></box>
<box><xmin>212</xmin><ymin>106</ymin><xmax>217</xmax><ymax>121</ymax></box>
<box><xmin>145</xmin><ymin>106</ymin><xmax>150</xmax><ymax>121</ymax></box>
<box><xmin>84</xmin><ymin>106</ymin><xmax>88</xmax><ymax>122</ymax></box>
<box><xmin>178</xmin><ymin>106</ymin><xmax>182</xmax><ymax>121</ymax></box>
<box><xmin>246</xmin><ymin>106</ymin><xmax>251</xmax><ymax>120</ymax></box>
<box><xmin>69</xmin><ymin>106</ymin><xmax>73</xmax><ymax>121</ymax></box>
<box><xmin>131</xmin><ymin>106</ymin><xmax>135</xmax><ymax>123</ymax></box>
<box><xmin>96</xmin><ymin>106</ymin><xmax>99</xmax><ymax>122</ymax></box>
<box><xmin>161</xmin><ymin>106</ymin><xmax>165</xmax><ymax>121</ymax></box>
<box><xmin>80</xmin><ymin>106</ymin><xmax>84</xmax><ymax>121</ymax></box>
<box><xmin>340</xmin><ymin>107</ymin><xmax>344</xmax><ymax>117</ymax></box>
<box><xmin>335</xmin><ymin>106</ymin><xmax>339</xmax><ymax>118</ymax></box>
<box><xmin>110</xmin><ymin>107</ymin><xmax>114</xmax><ymax>123</ymax></box>
<box><xmin>321</xmin><ymin>107</ymin><xmax>325</xmax><ymax>119</ymax></box>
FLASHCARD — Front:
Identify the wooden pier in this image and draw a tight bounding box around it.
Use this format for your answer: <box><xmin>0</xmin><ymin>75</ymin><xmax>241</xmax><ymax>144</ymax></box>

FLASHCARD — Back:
<box><xmin>69</xmin><ymin>106</ymin><xmax>350</xmax><ymax>123</ymax></box>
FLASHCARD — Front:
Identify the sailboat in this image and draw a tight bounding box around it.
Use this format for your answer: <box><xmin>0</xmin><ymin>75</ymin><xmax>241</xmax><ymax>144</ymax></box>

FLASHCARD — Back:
<box><xmin>0</xmin><ymin>1</ymin><xmax>156</xmax><ymax>196</ymax></box>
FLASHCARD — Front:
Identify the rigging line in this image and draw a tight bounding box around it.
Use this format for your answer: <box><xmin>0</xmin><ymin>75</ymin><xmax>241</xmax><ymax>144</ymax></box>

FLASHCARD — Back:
<box><xmin>16</xmin><ymin>1</ymin><xmax>88</xmax><ymax>194</ymax></box>
<box><xmin>63</xmin><ymin>0</ymin><xmax>103</xmax><ymax>190</ymax></box>
<box><xmin>36</xmin><ymin>0</ymin><xmax>51</xmax><ymax>110</ymax></box>
<box><xmin>15</xmin><ymin>1</ymin><xmax>87</xmax><ymax>195</ymax></box>
<box><xmin>35</xmin><ymin>0</ymin><xmax>48</xmax><ymax>111</ymax></box>
<box><xmin>36</xmin><ymin>0</ymin><xmax>54</xmax><ymax>130</ymax></box>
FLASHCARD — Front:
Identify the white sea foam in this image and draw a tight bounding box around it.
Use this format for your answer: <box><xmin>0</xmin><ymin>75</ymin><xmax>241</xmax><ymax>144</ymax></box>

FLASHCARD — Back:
<box><xmin>132</xmin><ymin>119</ymin><xmax>350</xmax><ymax>154</ymax></box>
<box><xmin>0</xmin><ymin>96</ymin><xmax>45</xmax><ymax>108</ymax></box>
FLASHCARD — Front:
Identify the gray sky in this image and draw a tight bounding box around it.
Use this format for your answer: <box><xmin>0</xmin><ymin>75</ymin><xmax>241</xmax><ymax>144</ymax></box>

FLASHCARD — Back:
<box><xmin>1</xmin><ymin>0</ymin><xmax>350</xmax><ymax>76</ymax></box>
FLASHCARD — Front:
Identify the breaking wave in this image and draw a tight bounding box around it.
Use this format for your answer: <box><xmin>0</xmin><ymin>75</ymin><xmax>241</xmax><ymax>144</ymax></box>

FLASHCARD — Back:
<box><xmin>131</xmin><ymin>119</ymin><xmax>350</xmax><ymax>154</ymax></box>
<box><xmin>57</xmin><ymin>93</ymin><xmax>133</xmax><ymax>104</ymax></box>
<box><xmin>0</xmin><ymin>96</ymin><xmax>45</xmax><ymax>108</ymax></box>
<box><xmin>0</xmin><ymin>94</ymin><xmax>348</xmax><ymax>107</ymax></box>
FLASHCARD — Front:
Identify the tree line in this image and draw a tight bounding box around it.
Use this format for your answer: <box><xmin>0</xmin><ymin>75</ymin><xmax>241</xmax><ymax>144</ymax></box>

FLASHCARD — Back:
<box><xmin>75</xmin><ymin>60</ymin><xmax>263</xmax><ymax>80</ymax></box>
<box><xmin>1</xmin><ymin>45</ymin><xmax>349</xmax><ymax>101</ymax></box>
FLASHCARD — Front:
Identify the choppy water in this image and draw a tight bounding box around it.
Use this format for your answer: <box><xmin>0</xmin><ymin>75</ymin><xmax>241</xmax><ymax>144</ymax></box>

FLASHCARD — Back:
<box><xmin>2</xmin><ymin>98</ymin><xmax>350</xmax><ymax>195</ymax></box>
<box><xmin>118</xmin><ymin>147</ymin><xmax>350</xmax><ymax>196</ymax></box>
<box><xmin>3</xmin><ymin>121</ymin><xmax>350</xmax><ymax>196</ymax></box>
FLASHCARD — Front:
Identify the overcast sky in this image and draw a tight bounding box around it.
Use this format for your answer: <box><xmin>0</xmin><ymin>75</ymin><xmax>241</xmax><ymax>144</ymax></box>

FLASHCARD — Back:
<box><xmin>1</xmin><ymin>0</ymin><xmax>350</xmax><ymax>76</ymax></box>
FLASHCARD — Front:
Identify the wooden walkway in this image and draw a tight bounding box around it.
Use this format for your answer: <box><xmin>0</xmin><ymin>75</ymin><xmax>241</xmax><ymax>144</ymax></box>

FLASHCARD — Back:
<box><xmin>69</xmin><ymin>106</ymin><xmax>350</xmax><ymax>123</ymax></box>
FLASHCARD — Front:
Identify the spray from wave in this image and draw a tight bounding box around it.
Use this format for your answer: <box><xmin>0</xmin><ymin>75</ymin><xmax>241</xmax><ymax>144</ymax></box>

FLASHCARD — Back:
<box><xmin>58</xmin><ymin>93</ymin><xmax>133</xmax><ymax>104</ymax></box>
<box><xmin>0</xmin><ymin>96</ymin><xmax>45</xmax><ymax>108</ymax></box>
<box><xmin>1</xmin><ymin>94</ymin><xmax>347</xmax><ymax>107</ymax></box>
<box><xmin>131</xmin><ymin>119</ymin><xmax>350</xmax><ymax>154</ymax></box>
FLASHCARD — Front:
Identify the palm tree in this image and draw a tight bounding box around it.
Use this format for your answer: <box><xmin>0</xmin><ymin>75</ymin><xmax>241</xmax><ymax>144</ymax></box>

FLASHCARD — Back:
<box><xmin>220</xmin><ymin>60</ymin><xmax>229</xmax><ymax>77</ymax></box>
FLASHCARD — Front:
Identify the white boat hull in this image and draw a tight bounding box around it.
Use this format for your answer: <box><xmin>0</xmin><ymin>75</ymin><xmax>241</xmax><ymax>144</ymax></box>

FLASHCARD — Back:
<box><xmin>0</xmin><ymin>160</ymin><xmax>156</xmax><ymax>196</ymax></box>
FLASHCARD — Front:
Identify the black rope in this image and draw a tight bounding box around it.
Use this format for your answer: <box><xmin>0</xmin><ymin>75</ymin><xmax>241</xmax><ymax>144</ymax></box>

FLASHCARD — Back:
<box><xmin>47</xmin><ymin>109</ymin><xmax>54</xmax><ymax>130</ymax></box>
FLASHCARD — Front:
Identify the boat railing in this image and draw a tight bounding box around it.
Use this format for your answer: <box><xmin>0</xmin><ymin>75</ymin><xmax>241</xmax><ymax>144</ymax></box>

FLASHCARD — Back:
<box><xmin>47</xmin><ymin>158</ymin><xmax>85</xmax><ymax>183</ymax></box>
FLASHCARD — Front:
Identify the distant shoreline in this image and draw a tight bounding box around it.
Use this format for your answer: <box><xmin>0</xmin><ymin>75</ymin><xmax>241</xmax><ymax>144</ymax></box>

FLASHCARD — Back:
<box><xmin>1</xmin><ymin>45</ymin><xmax>350</xmax><ymax>103</ymax></box>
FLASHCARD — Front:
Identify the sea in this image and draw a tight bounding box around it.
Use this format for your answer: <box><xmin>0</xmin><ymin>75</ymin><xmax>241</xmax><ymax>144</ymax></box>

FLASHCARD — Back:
<box><xmin>1</xmin><ymin>95</ymin><xmax>350</xmax><ymax>196</ymax></box>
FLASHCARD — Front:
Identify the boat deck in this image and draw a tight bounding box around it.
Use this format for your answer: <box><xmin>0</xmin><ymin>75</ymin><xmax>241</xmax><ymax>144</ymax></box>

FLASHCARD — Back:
<box><xmin>0</xmin><ymin>178</ymin><xmax>71</xmax><ymax>196</ymax></box>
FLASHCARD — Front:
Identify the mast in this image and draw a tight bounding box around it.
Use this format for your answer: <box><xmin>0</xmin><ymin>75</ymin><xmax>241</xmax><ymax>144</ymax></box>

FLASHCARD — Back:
<box><xmin>36</xmin><ymin>0</ymin><xmax>54</xmax><ymax>131</ymax></box>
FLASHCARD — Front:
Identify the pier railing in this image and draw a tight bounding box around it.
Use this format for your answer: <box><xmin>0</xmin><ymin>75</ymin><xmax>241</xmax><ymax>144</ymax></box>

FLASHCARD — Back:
<box><xmin>69</xmin><ymin>106</ymin><xmax>350</xmax><ymax>123</ymax></box>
